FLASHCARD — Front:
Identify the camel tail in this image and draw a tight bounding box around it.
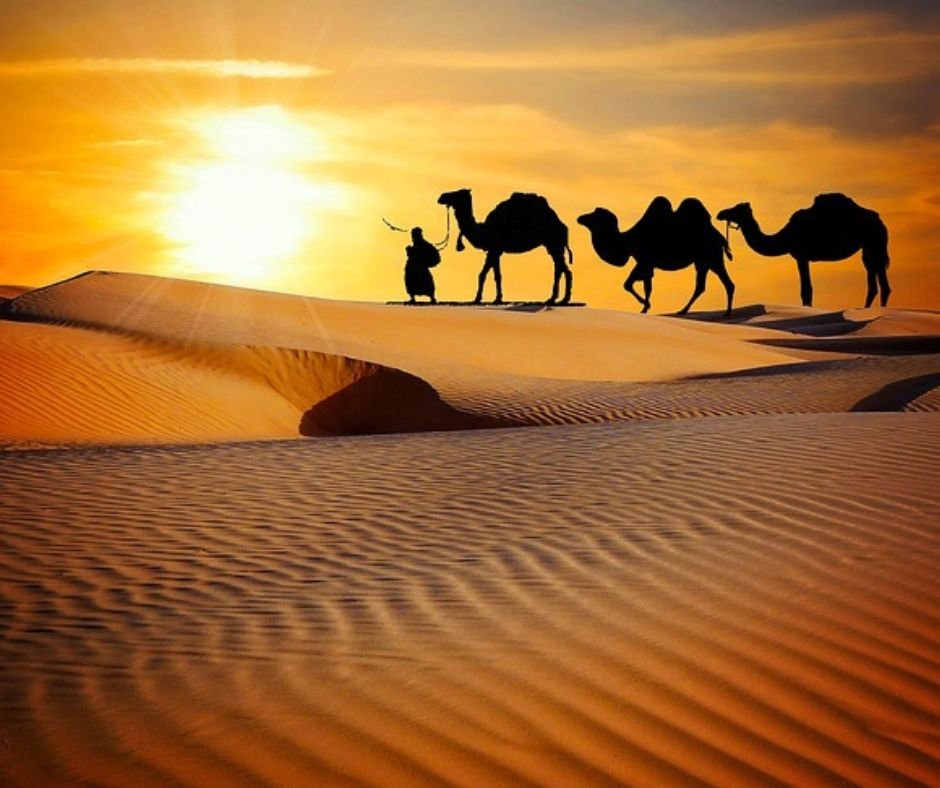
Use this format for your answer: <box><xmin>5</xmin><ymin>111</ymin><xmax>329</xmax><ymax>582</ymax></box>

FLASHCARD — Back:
<box><xmin>567</xmin><ymin>243</ymin><xmax>574</xmax><ymax>266</ymax></box>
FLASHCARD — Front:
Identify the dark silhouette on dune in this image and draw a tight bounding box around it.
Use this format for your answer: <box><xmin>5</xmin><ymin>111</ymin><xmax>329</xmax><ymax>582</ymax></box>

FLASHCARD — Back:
<box><xmin>717</xmin><ymin>193</ymin><xmax>891</xmax><ymax>308</ymax></box>
<box><xmin>578</xmin><ymin>197</ymin><xmax>735</xmax><ymax>315</ymax></box>
<box><xmin>403</xmin><ymin>227</ymin><xmax>440</xmax><ymax>304</ymax></box>
<box><xmin>437</xmin><ymin>188</ymin><xmax>573</xmax><ymax>305</ymax></box>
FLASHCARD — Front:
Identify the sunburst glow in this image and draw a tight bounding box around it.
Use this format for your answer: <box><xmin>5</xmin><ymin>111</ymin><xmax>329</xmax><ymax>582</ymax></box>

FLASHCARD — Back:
<box><xmin>162</xmin><ymin>106</ymin><xmax>335</xmax><ymax>284</ymax></box>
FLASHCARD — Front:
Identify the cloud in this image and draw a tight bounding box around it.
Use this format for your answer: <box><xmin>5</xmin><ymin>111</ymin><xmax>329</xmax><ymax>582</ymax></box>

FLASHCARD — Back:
<box><xmin>392</xmin><ymin>14</ymin><xmax>940</xmax><ymax>86</ymax></box>
<box><xmin>0</xmin><ymin>58</ymin><xmax>330</xmax><ymax>80</ymax></box>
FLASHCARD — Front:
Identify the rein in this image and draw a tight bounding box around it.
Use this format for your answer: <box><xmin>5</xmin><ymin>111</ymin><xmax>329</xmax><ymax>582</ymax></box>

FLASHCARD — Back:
<box><xmin>382</xmin><ymin>207</ymin><xmax>452</xmax><ymax>251</ymax></box>
<box><xmin>725</xmin><ymin>219</ymin><xmax>739</xmax><ymax>245</ymax></box>
<box><xmin>724</xmin><ymin>219</ymin><xmax>740</xmax><ymax>253</ymax></box>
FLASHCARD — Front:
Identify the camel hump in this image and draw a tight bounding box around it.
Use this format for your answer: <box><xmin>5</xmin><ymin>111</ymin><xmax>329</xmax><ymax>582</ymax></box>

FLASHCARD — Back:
<box><xmin>507</xmin><ymin>191</ymin><xmax>551</xmax><ymax>209</ymax></box>
<box><xmin>495</xmin><ymin>192</ymin><xmax>565</xmax><ymax>226</ymax></box>
<box><xmin>674</xmin><ymin>197</ymin><xmax>713</xmax><ymax>233</ymax></box>
<box><xmin>810</xmin><ymin>193</ymin><xmax>872</xmax><ymax>224</ymax></box>
<box><xmin>641</xmin><ymin>195</ymin><xmax>674</xmax><ymax>224</ymax></box>
<box><xmin>628</xmin><ymin>195</ymin><xmax>673</xmax><ymax>235</ymax></box>
<box><xmin>801</xmin><ymin>192</ymin><xmax>882</xmax><ymax>231</ymax></box>
<box><xmin>812</xmin><ymin>192</ymin><xmax>860</xmax><ymax>212</ymax></box>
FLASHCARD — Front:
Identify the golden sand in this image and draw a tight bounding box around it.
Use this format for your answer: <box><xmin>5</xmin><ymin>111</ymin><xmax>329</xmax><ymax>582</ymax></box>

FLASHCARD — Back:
<box><xmin>2</xmin><ymin>272</ymin><xmax>939</xmax><ymax>785</ymax></box>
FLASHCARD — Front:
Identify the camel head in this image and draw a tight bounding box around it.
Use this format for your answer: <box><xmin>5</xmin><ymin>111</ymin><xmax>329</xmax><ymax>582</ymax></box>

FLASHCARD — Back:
<box><xmin>578</xmin><ymin>207</ymin><xmax>631</xmax><ymax>267</ymax></box>
<box><xmin>716</xmin><ymin>202</ymin><xmax>753</xmax><ymax>227</ymax></box>
<box><xmin>576</xmin><ymin>207</ymin><xmax>619</xmax><ymax>232</ymax></box>
<box><xmin>437</xmin><ymin>189</ymin><xmax>471</xmax><ymax>209</ymax></box>
<box><xmin>437</xmin><ymin>189</ymin><xmax>473</xmax><ymax>251</ymax></box>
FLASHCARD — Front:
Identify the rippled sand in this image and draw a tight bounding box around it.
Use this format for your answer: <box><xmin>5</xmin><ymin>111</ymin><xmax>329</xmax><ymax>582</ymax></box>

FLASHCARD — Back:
<box><xmin>1</xmin><ymin>272</ymin><xmax>939</xmax><ymax>785</ymax></box>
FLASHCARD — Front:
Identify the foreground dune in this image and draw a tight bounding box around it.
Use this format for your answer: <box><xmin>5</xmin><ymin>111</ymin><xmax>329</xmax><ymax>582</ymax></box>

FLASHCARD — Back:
<box><xmin>2</xmin><ymin>271</ymin><xmax>940</xmax><ymax>785</ymax></box>
<box><xmin>2</xmin><ymin>414</ymin><xmax>940</xmax><ymax>785</ymax></box>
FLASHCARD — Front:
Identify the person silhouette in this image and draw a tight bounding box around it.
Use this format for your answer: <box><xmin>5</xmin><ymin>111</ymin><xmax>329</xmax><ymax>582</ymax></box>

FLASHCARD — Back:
<box><xmin>404</xmin><ymin>227</ymin><xmax>440</xmax><ymax>304</ymax></box>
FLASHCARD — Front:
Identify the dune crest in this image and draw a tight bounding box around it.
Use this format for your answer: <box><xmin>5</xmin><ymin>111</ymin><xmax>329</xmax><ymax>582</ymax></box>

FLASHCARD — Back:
<box><xmin>1</xmin><ymin>270</ymin><xmax>800</xmax><ymax>380</ymax></box>
<box><xmin>3</xmin><ymin>271</ymin><xmax>940</xmax><ymax>445</ymax></box>
<box><xmin>0</xmin><ymin>320</ymin><xmax>496</xmax><ymax>444</ymax></box>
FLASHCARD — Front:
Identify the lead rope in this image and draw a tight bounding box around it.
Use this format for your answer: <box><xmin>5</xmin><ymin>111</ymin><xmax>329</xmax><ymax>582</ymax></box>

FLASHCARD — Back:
<box><xmin>725</xmin><ymin>219</ymin><xmax>739</xmax><ymax>257</ymax></box>
<box><xmin>382</xmin><ymin>207</ymin><xmax>451</xmax><ymax>250</ymax></box>
<box><xmin>431</xmin><ymin>207</ymin><xmax>451</xmax><ymax>251</ymax></box>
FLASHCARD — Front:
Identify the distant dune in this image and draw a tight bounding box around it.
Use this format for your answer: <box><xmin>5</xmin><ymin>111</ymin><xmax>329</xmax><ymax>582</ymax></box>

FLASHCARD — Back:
<box><xmin>2</xmin><ymin>271</ymin><xmax>940</xmax><ymax>785</ymax></box>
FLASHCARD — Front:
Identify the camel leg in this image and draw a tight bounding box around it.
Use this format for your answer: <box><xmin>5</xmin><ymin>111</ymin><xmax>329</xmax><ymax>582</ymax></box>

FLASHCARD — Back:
<box><xmin>473</xmin><ymin>263</ymin><xmax>489</xmax><ymax>304</ymax></box>
<box><xmin>641</xmin><ymin>276</ymin><xmax>652</xmax><ymax>313</ymax></box>
<box><xmin>678</xmin><ymin>265</ymin><xmax>708</xmax><ymax>315</ymax></box>
<box><xmin>864</xmin><ymin>266</ymin><xmax>878</xmax><ymax>309</ymax></box>
<box><xmin>474</xmin><ymin>253</ymin><xmax>498</xmax><ymax>304</ymax></box>
<box><xmin>712</xmin><ymin>259</ymin><xmax>736</xmax><ymax>315</ymax></box>
<box><xmin>548</xmin><ymin>249</ymin><xmax>571</xmax><ymax>304</ymax></box>
<box><xmin>878</xmin><ymin>268</ymin><xmax>891</xmax><ymax>306</ymax></box>
<box><xmin>863</xmin><ymin>256</ymin><xmax>891</xmax><ymax>307</ymax></box>
<box><xmin>796</xmin><ymin>259</ymin><xmax>813</xmax><ymax>306</ymax></box>
<box><xmin>491</xmin><ymin>253</ymin><xmax>504</xmax><ymax>304</ymax></box>
<box><xmin>561</xmin><ymin>264</ymin><xmax>572</xmax><ymax>304</ymax></box>
<box><xmin>623</xmin><ymin>267</ymin><xmax>648</xmax><ymax>312</ymax></box>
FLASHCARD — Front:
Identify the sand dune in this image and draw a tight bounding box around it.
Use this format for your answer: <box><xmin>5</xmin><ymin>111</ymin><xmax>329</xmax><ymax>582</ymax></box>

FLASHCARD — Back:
<box><xmin>2</xmin><ymin>271</ymin><xmax>940</xmax><ymax>784</ymax></box>
<box><xmin>2</xmin><ymin>271</ymin><xmax>798</xmax><ymax>381</ymax></box>
<box><xmin>0</xmin><ymin>284</ymin><xmax>30</xmax><ymax>302</ymax></box>
<box><xmin>2</xmin><ymin>414</ymin><xmax>940</xmax><ymax>785</ymax></box>
<box><xmin>0</xmin><ymin>320</ymin><xmax>499</xmax><ymax>444</ymax></box>
<box><xmin>3</xmin><ymin>271</ymin><xmax>939</xmax><ymax>445</ymax></box>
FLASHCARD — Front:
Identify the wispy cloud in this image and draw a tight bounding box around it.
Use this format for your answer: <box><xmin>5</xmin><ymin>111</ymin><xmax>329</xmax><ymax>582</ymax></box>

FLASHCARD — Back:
<box><xmin>0</xmin><ymin>58</ymin><xmax>330</xmax><ymax>80</ymax></box>
<box><xmin>393</xmin><ymin>14</ymin><xmax>940</xmax><ymax>86</ymax></box>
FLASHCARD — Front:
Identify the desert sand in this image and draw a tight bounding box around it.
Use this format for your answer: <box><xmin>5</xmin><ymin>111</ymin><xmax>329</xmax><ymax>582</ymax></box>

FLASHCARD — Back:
<box><xmin>2</xmin><ymin>271</ymin><xmax>940</xmax><ymax>785</ymax></box>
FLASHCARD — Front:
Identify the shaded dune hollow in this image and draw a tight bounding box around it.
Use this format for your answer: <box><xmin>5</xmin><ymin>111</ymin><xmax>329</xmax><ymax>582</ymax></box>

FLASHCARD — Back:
<box><xmin>298</xmin><ymin>365</ymin><xmax>511</xmax><ymax>436</ymax></box>
<box><xmin>222</xmin><ymin>341</ymin><xmax>513</xmax><ymax>437</ymax></box>
<box><xmin>0</xmin><ymin>315</ymin><xmax>509</xmax><ymax>443</ymax></box>
<box><xmin>218</xmin><ymin>342</ymin><xmax>516</xmax><ymax>437</ymax></box>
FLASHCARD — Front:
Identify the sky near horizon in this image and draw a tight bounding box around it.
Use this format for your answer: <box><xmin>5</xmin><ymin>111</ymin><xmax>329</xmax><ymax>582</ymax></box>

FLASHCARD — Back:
<box><xmin>0</xmin><ymin>0</ymin><xmax>939</xmax><ymax>311</ymax></box>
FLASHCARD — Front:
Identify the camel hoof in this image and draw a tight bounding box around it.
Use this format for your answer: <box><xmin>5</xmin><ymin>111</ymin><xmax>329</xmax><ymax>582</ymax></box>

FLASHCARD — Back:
<box><xmin>677</xmin><ymin>308</ymin><xmax>689</xmax><ymax>316</ymax></box>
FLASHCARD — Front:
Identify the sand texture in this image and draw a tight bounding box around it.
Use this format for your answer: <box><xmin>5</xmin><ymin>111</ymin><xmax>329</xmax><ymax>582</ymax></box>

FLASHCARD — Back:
<box><xmin>2</xmin><ymin>271</ymin><xmax>940</xmax><ymax>785</ymax></box>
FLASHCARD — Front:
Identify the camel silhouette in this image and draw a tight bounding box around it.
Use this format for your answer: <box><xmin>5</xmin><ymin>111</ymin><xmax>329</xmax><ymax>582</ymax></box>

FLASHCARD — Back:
<box><xmin>578</xmin><ymin>197</ymin><xmax>735</xmax><ymax>315</ymax></box>
<box><xmin>437</xmin><ymin>188</ymin><xmax>573</xmax><ymax>304</ymax></box>
<box><xmin>716</xmin><ymin>193</ymin><xmax>891</xmax><ymax>308</ymax></box>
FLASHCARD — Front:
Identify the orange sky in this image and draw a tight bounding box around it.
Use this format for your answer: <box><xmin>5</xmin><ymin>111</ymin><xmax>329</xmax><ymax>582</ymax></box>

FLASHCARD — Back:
<box><xmin>0</xmin><ymin>1</ymin><xmax>939</xmax><ymax>312</ymax></box>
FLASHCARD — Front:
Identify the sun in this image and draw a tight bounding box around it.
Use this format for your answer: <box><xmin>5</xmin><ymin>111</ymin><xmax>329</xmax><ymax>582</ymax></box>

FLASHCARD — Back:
<box><xmin>161</xmin><ymin>106</ymin><xmax>335</xmax><ymax>284</ymax></box>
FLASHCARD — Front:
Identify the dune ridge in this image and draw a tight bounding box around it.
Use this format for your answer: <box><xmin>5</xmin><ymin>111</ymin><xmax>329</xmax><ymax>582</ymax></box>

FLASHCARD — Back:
<box><xmin>2</xmin><ymin>414</ymin><xmax>940</xmax><ymax>785</ymax></box>
<box><xmin>0</xmin><ymin>320</ymin><xmax>500</xmax><ymax>443</ymax></box>
<box><xmin>3</xmin><ymin>271</ymin><xmax>940</xmax><ymax>446</ymax></box>
<box><xmin>0</xmin><ymin>270</ymin><xmax>801</xmax><ymax>380</ymax></box>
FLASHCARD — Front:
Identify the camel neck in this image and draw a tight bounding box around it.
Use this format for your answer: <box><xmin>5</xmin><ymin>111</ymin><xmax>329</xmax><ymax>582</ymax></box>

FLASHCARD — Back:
<box><xmin>590</xmin><ymin>222</ymin><xmax>632</xmax><ymax>266</ymax></box>
<box><xmin>737</xmin><ymin>214</ymin><xmax>790</xmax><ymax>257</ymax></box>
<box><xmin>452</xmin><ymin>200</ymin><xmax>486</xmax><ymax>248</ymax></box>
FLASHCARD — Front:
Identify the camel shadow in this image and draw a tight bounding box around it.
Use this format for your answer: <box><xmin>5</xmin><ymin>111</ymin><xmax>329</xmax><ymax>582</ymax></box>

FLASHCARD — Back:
<box><xmin>674</xmin><ymin>304</ymin><xmax>768</xmax><ymax>323</ymax></box>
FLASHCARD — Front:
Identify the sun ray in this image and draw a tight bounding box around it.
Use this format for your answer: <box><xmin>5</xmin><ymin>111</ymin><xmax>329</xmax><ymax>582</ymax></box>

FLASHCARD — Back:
<box><xmin>158</xmin><ymin>106</ymin><xmax>341</xmax><ymax>286</ymax></box>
